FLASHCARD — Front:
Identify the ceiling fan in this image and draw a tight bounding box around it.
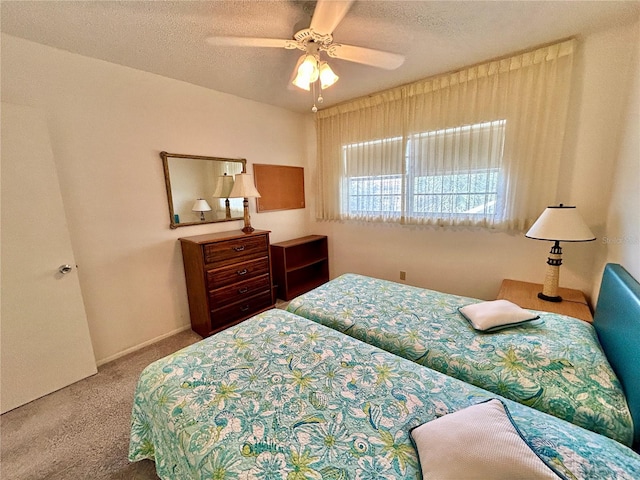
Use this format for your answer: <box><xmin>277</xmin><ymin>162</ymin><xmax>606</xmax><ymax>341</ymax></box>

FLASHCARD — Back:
<box><xmin>206</xmin><ymin>0</ymin><xmax>405</xmax><ymax>111</ymax></box>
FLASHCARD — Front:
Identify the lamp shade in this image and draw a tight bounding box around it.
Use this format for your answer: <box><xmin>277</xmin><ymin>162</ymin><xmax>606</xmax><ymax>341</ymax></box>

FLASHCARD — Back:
<box><xmin>229</xmin><ymin>173</ymin><xmax>261</xmax><ymax>198</ymax></box>
<box><xmin>319</xmin><ymin>61</ymin><xmax>339</xmax><ymax>89</ymax></box>
<box><xmin>292</xmin><ymin>54</ymin><xmax>319</xmax><ymax>91</ymax></box>
<box><xmin>212</xmin><ymin>173</ymin><xmax>234</xmax><ymax>198</ymax></box>
<box><xmin>192</xmin><ymin>198</ymin><xmax>212</xmax><ymax>212</ymax></box>
<box><xmin>525</xmin><ymin>205</ymin><xmax>595</xmax><ymax>242</ymax></box>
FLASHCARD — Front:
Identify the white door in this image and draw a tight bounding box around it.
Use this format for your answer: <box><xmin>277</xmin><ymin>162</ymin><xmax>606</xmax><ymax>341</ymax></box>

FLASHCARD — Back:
<box><xmin>1</xmin><ymin>102</ymin><xmax>97</xmax><ymax>413</ymax></box>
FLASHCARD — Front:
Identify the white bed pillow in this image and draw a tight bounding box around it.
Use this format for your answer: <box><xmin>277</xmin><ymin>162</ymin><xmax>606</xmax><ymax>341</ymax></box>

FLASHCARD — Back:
<box><xmin>410</xmin><ymin>399</ymin><xmax>562</xmax><ymax>480</ymax></box>
<box><xmin>458</xmin><ymin>299</ymin><xmax>539</xmax><ymax>332</ymax></box>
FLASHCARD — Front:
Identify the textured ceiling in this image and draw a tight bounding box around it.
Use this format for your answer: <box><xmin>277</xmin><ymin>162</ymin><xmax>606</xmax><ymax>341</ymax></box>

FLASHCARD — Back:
<box><xmin>2</xmin><ymin>1</ymin><xmax>639</xmax><ymax>113</ymax></box>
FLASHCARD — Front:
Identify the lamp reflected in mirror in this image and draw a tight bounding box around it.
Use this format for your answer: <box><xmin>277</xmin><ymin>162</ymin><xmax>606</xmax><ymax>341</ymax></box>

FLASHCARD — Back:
<box><xmin>192</xmin><ymin>198</ymin><xmax>212</xmax><ymax>221</ymax></box>
<box><xmin>212</xmin><ymin>173</ymin><xmax>235</xmax><ymax>220</ymax></box>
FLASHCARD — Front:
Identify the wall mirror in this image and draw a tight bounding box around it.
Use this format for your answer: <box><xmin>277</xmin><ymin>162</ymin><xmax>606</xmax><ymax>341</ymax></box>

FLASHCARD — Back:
<box><xmin>160</xmin><ymin>151</ymin><xmax>246</xmax><ymax>229</ymax></box>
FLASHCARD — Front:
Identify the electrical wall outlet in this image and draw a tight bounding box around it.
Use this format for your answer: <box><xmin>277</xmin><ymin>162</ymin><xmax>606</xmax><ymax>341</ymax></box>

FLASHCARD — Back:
<box><xmin>400</xmin><ymin>271</ymin><xmax>406</xmax><ymax>281</ymax></box>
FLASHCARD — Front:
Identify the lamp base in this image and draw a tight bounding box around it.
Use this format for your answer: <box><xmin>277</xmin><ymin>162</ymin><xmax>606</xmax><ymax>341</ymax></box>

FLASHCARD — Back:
<box><xmin>538</xmin><ymin>292</ymin><xmax>562</xmax><ymax>303</ymax></box>
<box><xmin>241</xmin><ymin>199</ymin><xmax>254</xmax><ymax>233</ymax></box>
<box><xmin>225</xmin><ymin>199</ymin><xmax>231</xmax><ymax>220</ymax></box>
<box><xmin>538</xmin><ymin>240</ymin><xmax>563</xmax><ymax>303</ymax></box>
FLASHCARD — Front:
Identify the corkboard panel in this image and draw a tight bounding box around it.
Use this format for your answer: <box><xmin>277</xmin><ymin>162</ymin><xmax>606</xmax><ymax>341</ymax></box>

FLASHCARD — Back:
<box><xmin>253</xmin><ymin>164</ymin><xmax>305</xmax><ymax>212</ymax></box>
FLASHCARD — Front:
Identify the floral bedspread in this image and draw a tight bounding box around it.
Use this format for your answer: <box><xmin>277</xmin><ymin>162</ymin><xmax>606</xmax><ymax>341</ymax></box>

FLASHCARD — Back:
<box><xmin>129</xmin><ymin>309</ymin><xmax>640</xmax><ymax>479</ymax></box>
<box><xmin>287</xmin><ymin>273</ymin><xmax>633</xmax><ymax>446</ymax></box>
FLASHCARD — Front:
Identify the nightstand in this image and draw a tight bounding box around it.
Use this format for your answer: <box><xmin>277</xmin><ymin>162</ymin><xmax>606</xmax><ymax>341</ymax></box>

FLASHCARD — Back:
<box><xmin>497</xmin><ymin>279</ymin><xmax>593</xmax><ymax>323</ymax></box>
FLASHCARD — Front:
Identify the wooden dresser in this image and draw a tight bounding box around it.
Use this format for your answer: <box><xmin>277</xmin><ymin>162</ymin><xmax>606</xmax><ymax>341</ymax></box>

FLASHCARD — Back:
<box><xmin>179</xmin><ymin>230</ymin><xmax>274</xmax><ymax>337</ymax></box>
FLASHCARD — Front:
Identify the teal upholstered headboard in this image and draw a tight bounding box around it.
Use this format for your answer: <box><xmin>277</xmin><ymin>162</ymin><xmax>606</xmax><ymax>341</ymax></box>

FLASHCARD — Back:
<box><xmin>593</xmin><ymin>263</ymin><xmax>640</xmax><ymax>450</ymax></box>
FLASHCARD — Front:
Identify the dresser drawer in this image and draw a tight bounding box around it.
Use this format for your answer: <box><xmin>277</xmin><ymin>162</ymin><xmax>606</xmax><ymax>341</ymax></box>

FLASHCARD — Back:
<box><xmin>210</xmin><ymin>291</ymin><xmax>273</xmax><ymax>328</ymax></box>
<box><xmin>204</xmin><ymin>235</ymin><xmax>268</xmax><ymax>267</ymax></box>
<box><xmin>209</xmin><ymin>274</ymin><xmax>271</xmax><ymax>307</ymax></box>
<box><xmin>207</xmin><ymin>257</ymin><xmax>270</xmax><ymax>289</ymax></box>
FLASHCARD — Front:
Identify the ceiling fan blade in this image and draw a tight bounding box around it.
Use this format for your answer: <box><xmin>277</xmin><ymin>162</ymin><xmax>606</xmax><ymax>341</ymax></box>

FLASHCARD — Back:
<box><xmin>310</xmin><ymin>0</ymin><xmax>355</xmax><ymax>36</ymax></box>
<box><xmin>327</xmin><ymin>44</ymin><xmax>405</xmax><ymax>70</ymax></box>
<box><xmin>206</xmin><ymin>36</ymin><xmax>297</xmax><ymax>49</ymax></box>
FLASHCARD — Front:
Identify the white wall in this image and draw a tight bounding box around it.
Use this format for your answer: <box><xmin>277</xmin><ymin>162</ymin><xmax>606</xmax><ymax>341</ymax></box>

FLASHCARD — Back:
<box><xmin>598</xmin><ymin>21</ymin><xmax>640</xmax><ymax>292</ymax></box>
<box><xmin>562</xmin><ymin>21</ymin><xmax>640</xmax><ymax>300</ymax></box>
<box><xmin>1</xmin><ymin>34</ymin><xmax>314</xmax><ymax>364</ymax></box>
<box><xmin>308</xmin><ymin>21</ymin><xmax>640</xmax><ymax>304</ymax></box>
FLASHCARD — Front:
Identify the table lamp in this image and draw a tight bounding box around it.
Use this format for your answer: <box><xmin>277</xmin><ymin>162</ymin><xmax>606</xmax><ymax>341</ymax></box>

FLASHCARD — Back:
<box><xmin>212</xmin><ymin>173</ymin><xmax>235</xmax><ymax>220</ymax></box>
<box><xmin>525</xmin><ymin>204</ymin><xmax>595</xmax><ymax>302</ymax></box>
<box><xmin>229</xmin><ymin>173</ymin><xmax>261</xmax><ymax>233</ymax></box>
<box><xmin>191</xmin><ymin>198</ymin><xmax>211</xmax><ymax>221</ymax></box>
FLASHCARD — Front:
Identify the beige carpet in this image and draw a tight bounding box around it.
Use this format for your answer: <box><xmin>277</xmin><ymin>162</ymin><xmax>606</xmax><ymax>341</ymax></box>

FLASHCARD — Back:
<box><xmin>1</xmin><ymin>329</ymin><xmax>202</xmax><ymax>480</ymax></box>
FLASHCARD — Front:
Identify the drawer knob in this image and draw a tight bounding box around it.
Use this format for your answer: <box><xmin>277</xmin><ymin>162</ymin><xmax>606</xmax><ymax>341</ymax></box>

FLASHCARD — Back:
<box><xmin>237</xmin><ymin>268</ymin><xmax>248</xmax><ymax>276</ymax></box>
<box><xmin>238</xmin><ymin>287</ymin><xmax>249</xmax><ymax>294</ymax></box>
<box><xmin>240</xmin><ymin>305</ymin><xmax>250</xmax><ymax>312</ymax></box>
<box><xmin>233</xmin><ymin>245</ymin><xmax>246</xmax><ymax>252</ymax></box>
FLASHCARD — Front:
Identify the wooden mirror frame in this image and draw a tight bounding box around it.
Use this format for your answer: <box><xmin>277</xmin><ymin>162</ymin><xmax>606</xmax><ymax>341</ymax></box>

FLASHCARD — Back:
<box><xmin>160</xmin><ymin>151</ymin><xmax>246</xmax><ymax>229</ymax></box>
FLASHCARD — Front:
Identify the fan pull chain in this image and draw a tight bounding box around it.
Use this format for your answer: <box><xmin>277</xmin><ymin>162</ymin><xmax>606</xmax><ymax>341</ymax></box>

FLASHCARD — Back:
<box><xmin>311</xmin><ymin>81</ymin><xmax>318</xmax><ymax>113</ymax></box>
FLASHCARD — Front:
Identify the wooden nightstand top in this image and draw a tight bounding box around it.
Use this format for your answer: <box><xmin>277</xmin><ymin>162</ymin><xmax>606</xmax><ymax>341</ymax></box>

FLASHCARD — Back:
<box><xmin>497</xmin><ymin>279</ymin><xmax>593</xmax><ymax>323</ymax></box>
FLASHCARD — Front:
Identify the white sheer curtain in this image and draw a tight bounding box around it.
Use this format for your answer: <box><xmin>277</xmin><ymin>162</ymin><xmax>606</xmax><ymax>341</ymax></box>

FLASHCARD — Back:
<box><xmin>316</xmin><ymin>39</ymin><xmax>576</xmax><ymax>231</ymax></box>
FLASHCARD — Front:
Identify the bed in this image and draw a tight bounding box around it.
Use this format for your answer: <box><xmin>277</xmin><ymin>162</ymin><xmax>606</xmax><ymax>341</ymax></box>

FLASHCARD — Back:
<box><xmin>129</xmin><ymin>309</ymin><xmax>640</xmax><ymax>479</ymax></box>
<box><xmin>286</xmin><ymin>264</ymin><xmax>640</xmax><ymax>448</ymax></box>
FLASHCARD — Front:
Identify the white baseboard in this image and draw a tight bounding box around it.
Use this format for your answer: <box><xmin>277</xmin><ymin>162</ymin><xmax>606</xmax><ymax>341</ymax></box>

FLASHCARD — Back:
<box><xmin>96</xmin><ymin>325</ymin><xmax>192</xmax><ymax>367</ymax></box>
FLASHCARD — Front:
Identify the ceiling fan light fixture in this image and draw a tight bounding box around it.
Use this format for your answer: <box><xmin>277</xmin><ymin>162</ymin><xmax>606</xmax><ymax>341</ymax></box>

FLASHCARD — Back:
<box><xmin>292</xmin><ymin>54</ymin><xmax>319</xmax><ymax>91</ymax></box>
<box><xmin>319</xmin><ymin>61</ymin><xmax>339</xmax><ymax>89</ymax></box>
<box><xmin>206</xmin><ymin>0</ymin><xmax>406</xmax><ymax>112</ymax></box>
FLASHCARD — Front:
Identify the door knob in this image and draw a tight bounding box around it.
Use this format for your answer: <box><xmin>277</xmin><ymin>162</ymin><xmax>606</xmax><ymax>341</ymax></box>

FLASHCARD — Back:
<box><xmin>58</xmin><ymin>264</ymin><xmax>73</xmax><ymax>274</ymax></box>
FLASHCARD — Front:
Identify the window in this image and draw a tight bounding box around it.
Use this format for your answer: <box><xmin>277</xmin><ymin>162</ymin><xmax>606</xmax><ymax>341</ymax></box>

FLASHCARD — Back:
<box><xmin>343</xmin><ymin>120</ymin><xmax>506</xmax><ymax>222</ymax></box>
<box><xmin>412</xmin><ymin>169</ymin><xmax>499</xmax><ymax>216</ymax></box>
<box><xmin>316</xmin><ymin>39</ymin><xmax>575</xmax><ymax>230</ymax></box>
<box><xmin>347</xmin><ymin>174</ymin><xmax>403</xmax><ymax>215</ymax></box>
